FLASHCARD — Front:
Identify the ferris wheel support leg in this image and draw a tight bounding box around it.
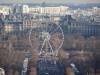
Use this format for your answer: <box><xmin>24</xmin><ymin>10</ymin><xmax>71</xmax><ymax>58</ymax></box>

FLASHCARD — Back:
<box><xmin>48</xmin><ymin>40</ymin><xmax>53</xmax><ymax>55</ymax></box>
<box><xmin>39</xmin><ymin>39</ymin><xmax>46</xmax><ymax>55</ymax></box>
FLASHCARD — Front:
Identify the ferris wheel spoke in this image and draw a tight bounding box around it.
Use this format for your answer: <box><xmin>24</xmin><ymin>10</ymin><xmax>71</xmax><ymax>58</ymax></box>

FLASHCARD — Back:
<box><xmin>49</xmin><ymin>26</ymin><xmax>59</xmax><ymax>35</ymax></box>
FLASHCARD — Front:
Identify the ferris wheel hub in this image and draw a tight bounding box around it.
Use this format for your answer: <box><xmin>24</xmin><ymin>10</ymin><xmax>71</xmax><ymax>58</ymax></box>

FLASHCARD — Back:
<box><xmin>41</xmin><ymin>32</ymin><xmax>51</xmax><ymax>41</ymax></box>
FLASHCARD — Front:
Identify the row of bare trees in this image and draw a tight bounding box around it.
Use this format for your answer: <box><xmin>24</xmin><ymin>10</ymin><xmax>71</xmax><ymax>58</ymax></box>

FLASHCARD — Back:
<box><xmin>63</xmin><ymin>34</ymin><xmax>100</xmax><ymax>51</ymax></box>
<box><xmin>0</xmin><ymin>33</ymin><xmax>38</xmax><ymax>75</ymax></box>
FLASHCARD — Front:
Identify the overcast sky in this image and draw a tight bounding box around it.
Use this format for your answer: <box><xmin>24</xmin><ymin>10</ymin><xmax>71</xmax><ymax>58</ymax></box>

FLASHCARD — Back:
<box><xmin>0</xmin><ymin>0</ymin><xmax>100</xmax><ymax>4</ymax></box>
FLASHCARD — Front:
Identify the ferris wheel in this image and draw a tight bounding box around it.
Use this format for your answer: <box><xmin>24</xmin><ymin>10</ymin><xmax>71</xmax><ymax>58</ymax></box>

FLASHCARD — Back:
<box><xmin>29</xmin><ymin>22</ymin><xmax>64</xmax><ymax>57</ymax></box>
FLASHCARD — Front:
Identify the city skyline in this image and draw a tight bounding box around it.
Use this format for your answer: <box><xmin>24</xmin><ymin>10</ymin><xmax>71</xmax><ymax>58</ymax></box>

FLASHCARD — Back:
<box><xmin>0</xmin><ymin>0</ymin><xmax>100</xmax><ymax>4</ymax></box>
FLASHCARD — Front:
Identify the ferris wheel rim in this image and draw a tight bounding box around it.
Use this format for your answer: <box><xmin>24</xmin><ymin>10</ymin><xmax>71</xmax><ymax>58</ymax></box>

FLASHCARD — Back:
<box><xmin>29</xmin><ymin>22</ymin><xmax>64</xmax><ymax>55</ymax></box>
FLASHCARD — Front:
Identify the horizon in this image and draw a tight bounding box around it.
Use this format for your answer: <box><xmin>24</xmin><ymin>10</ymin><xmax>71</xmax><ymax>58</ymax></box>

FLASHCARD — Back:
<box><xmin>0</xmin><ymin>0</ymin><xmax>100</xmax><ymax>4</ymax></box>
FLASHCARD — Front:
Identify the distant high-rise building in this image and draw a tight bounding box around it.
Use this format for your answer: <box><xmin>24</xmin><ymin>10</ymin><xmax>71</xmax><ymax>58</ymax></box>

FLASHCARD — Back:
<box><xmin>22</xmin><ymin>5</ymin><xmax>29</xmax><ymax>14</ymax></box>
<box><xmin>41</xmin><ymin>2</ymin><xmax>46</xmax><ymax>7</ymax></box>
<box><xmin>12</xmin><ymin>4</ymin><xmax>22</xmax><ymax>14</ymax></box>
<box><xmin>0</xmin><ymin>6</ymin><xmax>11</xmax><ymax>15</ymax></box>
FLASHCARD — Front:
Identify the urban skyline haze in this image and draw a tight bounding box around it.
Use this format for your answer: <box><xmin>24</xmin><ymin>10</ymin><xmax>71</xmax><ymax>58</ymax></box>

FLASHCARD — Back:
<box><xmin>0</xmin><ymin>0</ymin><xmax>100</xmax><ymax>4</ymax></box>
